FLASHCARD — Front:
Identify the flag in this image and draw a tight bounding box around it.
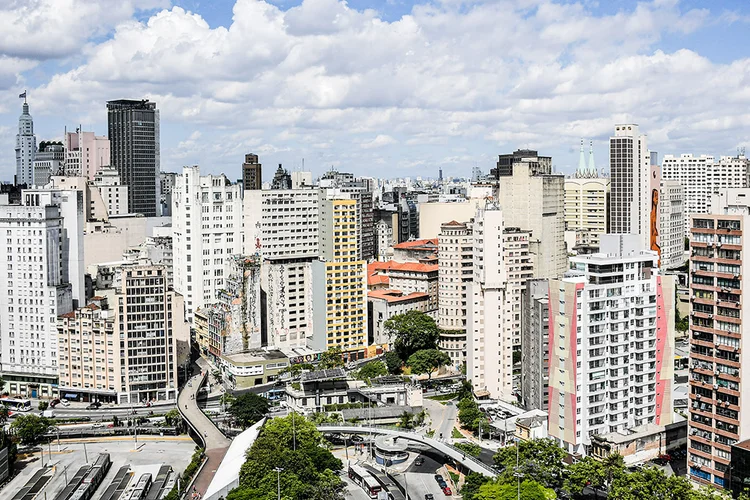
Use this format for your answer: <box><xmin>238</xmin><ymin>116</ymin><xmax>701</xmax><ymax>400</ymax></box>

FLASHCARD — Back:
<box><xmin>18</xmin><ymin>90</ymin><xmax>26</xmax><ymax>99</ymax></box>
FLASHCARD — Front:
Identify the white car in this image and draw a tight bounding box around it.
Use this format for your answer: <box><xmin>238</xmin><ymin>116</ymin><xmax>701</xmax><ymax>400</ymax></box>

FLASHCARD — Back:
<box><xmin>60</xmin><ymin>399</ymin><xmax>71</xmax><ymax>407</ymax></box>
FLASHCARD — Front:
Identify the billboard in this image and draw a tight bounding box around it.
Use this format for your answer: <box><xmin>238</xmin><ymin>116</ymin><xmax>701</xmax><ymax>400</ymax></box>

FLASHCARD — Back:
<box><xmin>649</xmin><ymin>164</ymin><xmax>661</xmax><ymax>266</ymax></box>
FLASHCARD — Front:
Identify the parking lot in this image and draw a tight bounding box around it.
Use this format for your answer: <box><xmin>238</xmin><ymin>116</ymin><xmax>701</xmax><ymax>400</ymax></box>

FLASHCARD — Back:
<box><xmin>0</xmin><ymin>437</ymin><xmax>197</xmax><ymax>500</ymax></box>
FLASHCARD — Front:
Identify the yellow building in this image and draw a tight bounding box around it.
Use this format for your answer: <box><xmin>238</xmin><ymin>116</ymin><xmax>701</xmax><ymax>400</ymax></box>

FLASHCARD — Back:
<box><xmin>312</xmin><ymin>193</ymin><xmax>368</xmax><ymax>360</ymax></box>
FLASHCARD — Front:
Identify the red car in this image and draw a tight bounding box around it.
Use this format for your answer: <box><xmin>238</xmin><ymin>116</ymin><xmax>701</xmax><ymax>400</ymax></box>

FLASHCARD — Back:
<box><xmin>442</xmin><ymin>486</ymin><xmax>452</xmax><ymax>496</ymax></box>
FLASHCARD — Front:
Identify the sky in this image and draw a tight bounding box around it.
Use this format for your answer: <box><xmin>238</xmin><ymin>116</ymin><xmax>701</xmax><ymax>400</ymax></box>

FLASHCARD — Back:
<box><xmin>1</xmin><ymin>0</ymin><xmax>749</xmax><ymax>182</ymax></box>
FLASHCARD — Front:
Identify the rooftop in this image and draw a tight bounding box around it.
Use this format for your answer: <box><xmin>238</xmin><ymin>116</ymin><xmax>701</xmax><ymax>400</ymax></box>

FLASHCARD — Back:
<box><xmin>592</xmin><ymin>423</ymin><xmax>664</xmax><ymax>445</ymax></box>
<box><xmin>221</xmin><ymin>349</ymin><xmax>288</xmax><ymax>365</ymax></box>
<box><xmin>368</xmin><ymin>289</ymin><xmax>429</xmax><ymax>303</ymax></box>
<box><xmin>368</xmin><ymin>260</ymin><xmax>439</xmax><ymax>274</ymax></box>
<box><xmin>393</xmin><ymin>238</ymin><xmax>438</xmax><ymax>250</ymax></box>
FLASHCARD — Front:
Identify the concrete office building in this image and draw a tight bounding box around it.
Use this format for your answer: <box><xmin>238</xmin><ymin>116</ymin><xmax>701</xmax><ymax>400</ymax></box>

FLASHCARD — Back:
<box><xmin>15</xmin><ymin>100</ymin><xmax>36</xmax><ymax>186</ymax></box>
<box><xmin>0</xmin><ymin>193</ymin><xmax>75</xmax><ymax>398</ymax></box>
<box><xmin>548</xmin><ymin>234</ymin><xmax>675</xmax><ymax>456</ymax></box>
<box><xmin>438</xmin><ymin>220</ymin><xmax>472</xmax><ymax>365</ymax></box>
<box><xmin>659</xmin><ymin>180</ymin><xmax>685</xmax><ymax>269</ymax></box>
<box><xmin>107</xmin><ymin>99</ymin><xmax>160</xmax><ymax>216</ymax></box>
<box><xmin>33</xmin><ymin>144</ymin><xmax>64</xmax><ymax>187</ymax></box>
<box><xmin>662</xmin><ymin>153</ymin><xmax>749</xmax><ymax>229</ymax></box>
<box><xmin>159</xmin><ymin>171</ymin><xmax>177</xmax><ymax>217</ymax></box>
<box><xmin>311</xmin><ymin>193</ymin><xmax>368</xmax><ymax>359</ymax></box>
<box><xmin>63</xmin><ymin>129</ymin><xmax>110</xmax><ymax>180</ymax></box>
<box><xmin>244</xmin><ymin>188</ymin><xmax>319</xmax><ymax>349</ymax></box>
<box><xmin>504</xmin><ymin>228</ymin><xmax>535</xmax><ymax>350</ymax></box>
<box><xmin>172</xmin><ymin>166</ymin><xmax>243</xmax><ymax>320</ymax></box>
<box><xmin>93</xmin><ymin>166</ymin><xmax>129</xmax><ymax>216</ymax></box>
<box><xmin>686</xmin><ymin>189</ymin><xmax>750</xmax><ymax>489</ymax></box>
<box><xmin>521</xmin><ymin>279</ymin><xmax>550</xmax><ymax>411</ymax></box>
<box><xmin>242</xmin><ymin>153</ymin><xmax>262</xmax><ymax>190</ymax></box>
<box><xmin>609</xmin><ymin>125</ymin><xmax>651</xmax><ymax>250</ymax></box>
<box><xmin>493</xmin><ymin>149</ymin><xmax>566</xmax><ymax>279</ymax></box>
<box><xmin>321</xmin><ymin>171</ymin><xmax>376</xmax><ymax>261</ymax></box>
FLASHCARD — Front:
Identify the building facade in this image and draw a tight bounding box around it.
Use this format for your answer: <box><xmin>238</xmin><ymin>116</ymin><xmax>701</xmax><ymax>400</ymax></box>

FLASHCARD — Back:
<box><xmin>609</xmin><ymin>124</ymin><xmax>651</xmax><ymax>250</ymax></box>
<box><xmin>548</xmin><ymin>234</ymin><xmax>675</xmax><ymax>456</ymax></box>
<box><xmin>564</xmin><ymin>176</ymin><xmax>610</xmax><ymax>248</ymax></box>
<box><xmin>93</xmin><ymin>166</ymin><xmax>129</xmax><ymax>216</ymax></box>
<box><xmin>63</xmin><ymin>129</ymin><xmax>110</xmax><ymax>180</ymax></box>
<box><xmin>659</xmin><ymin>180</ymin><xmax>685</xmax><ymax>269</ymax></box>
<box><xmin>15</xmin><ymin>101</ymin><xmax>36</xmax><ymax>186</ymax></box>
<box><xmin>521</xmin><ymin>279</ymin><xmax>550</xmax><ymax>411</ymax></box>
<box><xmin>367</xmin><ymin>261</ymin><xmax>439</xmax><ymax>311</ymax></box>
<box><xmin>368</xmin><ymin>290</ymin><xmax>430</xmax><ymax>346</ymax></box>
<box><xmin>107</xmin><ymin>99</ymin><xmax>160</xmax><ymax>217</ymax></box>
<box><xmin>438</xmin><ymin>220</ymin><xmax>472</xmax><ymax>365</ymax></box>
<box><xmin>687</xmin><ymin>189</ymin><xmax>750</xmax><ymax>489</ymax></box>
<box><xmin>242</xmin><ymin>153</ymin><xmax>262</xmax><ymax>190</ymax></box>
<box><xmin>33</xmin><ymin>144</ymin><xmax>64</xmax><ymax>187</ymax></box>
<box><xmin>172</xmin><ymin>166</ymin><xmax>243</xmax><ymax>320</ymax></box>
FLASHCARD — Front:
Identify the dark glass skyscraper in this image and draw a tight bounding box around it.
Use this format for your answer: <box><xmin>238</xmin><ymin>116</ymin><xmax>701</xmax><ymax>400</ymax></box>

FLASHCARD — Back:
<box><xmin>107</xmin><ymin>99</ymin><xmax>159</xmax><ymax>216</ymax></box>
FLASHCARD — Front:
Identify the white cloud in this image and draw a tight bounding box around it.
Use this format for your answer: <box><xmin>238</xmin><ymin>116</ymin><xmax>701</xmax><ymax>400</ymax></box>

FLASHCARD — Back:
<box><xmin>360</xmin><ymin>134</ymin><xmax>396</xmax><ymax>149</ymax></box>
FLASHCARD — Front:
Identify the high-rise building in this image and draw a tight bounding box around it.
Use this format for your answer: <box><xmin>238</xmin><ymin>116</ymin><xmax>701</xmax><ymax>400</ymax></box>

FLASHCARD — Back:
<box><xmin>564</xmin><ymin>141</ymin><xmax>609</xmax><ymax>248</ymax></box>
<box><xmin>659</xmin><ymin>180</ymin><xmax>685</xmax><ymax>269</ymax></box>
<box><xmin>63</xmin><ymin>129</ymin><xmax>111</xmax><ymax>180</ymax></box>
<box><xmin>504</xmin><ymin>227</ymin><xmax>535</xmax><ymax>350</ymax></box>
<box><xmin>321</xmin><ymin>171</ymin><xmax>376</xmax><ymax>261</ymax></box>
<box><xmin>242</xmin><ymin>153</ymin><xmax>262</xmax><ymax>190</ymax></box>
<box><xmin>438</xmin><ymin>220</ymin><xmax>472</xmax><ymax>365</ymax></box>
<box><xmin>270</xmin><ymin>164</ymin><xmax>292</xmax><ymax>190</ymax></box>
<box><xmin>93</xmin><ymin>166</ymin><xmax>129</xmax><ymax>216</ymax></box>
<box><xmin>521</xmin><ymin>278</ymin><xmax>550</xmax><ymax>411</ymax></box>
<box><xmin>311</xmin><ymin>193</ymin><xmax>368</xmax><ymax>359</ymax></box>
<box><xmin>159</xmin><ymin>171</ymin><xmax>177</xmax><ymax>216</ymax></box>
<box><xmin>662</xmin><ymin>153</ymin><xmax>749</xmax><ymax>228</ymax></box>
<box><xmin>15</xmin><ymin>100</ymin><xmax>36</xmax><ymax>186</ymax></box>
<box><xmin>0</xmin><ymin>191</ymin><xmax>84</xmax><ymax>398</ymax></box>
<box><xmin>493</xmin><ymin>149</ymin><xmax>566</xmax><ymax>278</ymax></box>
<box><xmin>33</xmin><ymin>143</ymin><xmax>64</xmax><ymax>186</ymax></box>
<box><xmin>548</xmin><ymin>234</ymin><xmax>675</xmax><ymax>456</ymax></box>
<box><xmin>686</xmin><ymin>189</ymin><xmax>750</xmax><ymax>489</ymax></box>
<box><xmin>609</xmin><ymin>124</ymin><xmax>651</xmax><ymax>249</ymax></box>
<box><xmin>172</xmin><ymin>166</ymin><xmax>243</xmax><ymax>320</ymax></box>
<box><xmin>107</xmin><ymin>99</ymin><xmax>160</xmax><ymax>217</ymax></box>
<box><xmin>244</xmin><ymin>188</ymin><xmax>319</xmax><ymax>349</ymax></box>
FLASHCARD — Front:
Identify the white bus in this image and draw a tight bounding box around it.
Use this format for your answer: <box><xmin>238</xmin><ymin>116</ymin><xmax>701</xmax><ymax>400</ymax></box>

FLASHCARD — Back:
<box><xmin>0</xmin><ymin>397</ymin><xmax>32</xmax><ymax>412</ymax></box>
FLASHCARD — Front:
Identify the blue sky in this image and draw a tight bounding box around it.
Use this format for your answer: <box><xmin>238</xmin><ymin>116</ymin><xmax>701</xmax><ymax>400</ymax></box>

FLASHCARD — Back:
<box><xmin>1</xmin><ymin>0</ymin><xmax>749</xmax><ymax>183</ymax></box>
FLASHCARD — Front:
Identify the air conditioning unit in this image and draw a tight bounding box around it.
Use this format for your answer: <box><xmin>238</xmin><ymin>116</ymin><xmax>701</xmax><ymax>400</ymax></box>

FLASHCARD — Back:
<box><xmin>717</xmin><ymin>242</ymin><xmax>722</xmax><ymax>247</ymax></box>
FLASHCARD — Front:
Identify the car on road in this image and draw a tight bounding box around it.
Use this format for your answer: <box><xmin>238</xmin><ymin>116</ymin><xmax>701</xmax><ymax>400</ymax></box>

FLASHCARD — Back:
<box><xmin>442</xmin><ymin>486</ymin><xmax>452</xmax><ymax>496</ymax></box>
<box><xmin>60</xmin><ymin>399</ymin><xmax>70</xmax><ymax>407</ymax></box>
<box><xmin>425</xmin><ymin>495</ymin><xmax>434</xmax><ymax>500</ymax></box>
<box><xmin>414</xmin><ymin>456</ymin><xmax>425</xmax><ymax>466</ymax></box>
<box><xmin>86</xmin><ymin>403</ymin><xmax>101</xmax><ymax>410</ymax></box>
<box><xmin>49</xmin><ymin>398</ymin><xmax>61</xmax><ymax>408</ymax></box>
<box><xmin>91</xmin><ymin>423</ymin><xmax>104</xmax><ymax>429</ymax></box>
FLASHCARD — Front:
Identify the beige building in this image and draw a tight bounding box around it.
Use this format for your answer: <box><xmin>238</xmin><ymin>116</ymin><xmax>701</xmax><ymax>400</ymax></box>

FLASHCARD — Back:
<box><xmin>57</xmin><ymin>264</ymin><xmax>189</xmax><ymax>403</ymax></box>
<box><xmin>659</xmin><ymin>180</ymin><xmax>685</xmax><ymax>269</ymax></box>
<box><xmin>367</xmin><ymin>261</ymin><xmax>439</xmax><ymax>310</ymax></box>
<box><xmin>564</xmin><ymin>177</ymin><xmax>609</xmax><ymax>248</ymax></box>
<box><xmin>438</xmin><ymin>220</ymin><xmax>472</xmax><ymax>366</ymax></box>
<box><xmin>418</xmin><ymin>202</ymin><xmax>478</xmax><ymax>239</ymax></box>
<box><xmin>219</xmin><ymin>350</ymin><xmax>290</xmax><ymax>390</ymax></box>
<box><xmin>368</xmin><ymin>290</ymin><xmax>431</xmax><ymax>346</ymax></box>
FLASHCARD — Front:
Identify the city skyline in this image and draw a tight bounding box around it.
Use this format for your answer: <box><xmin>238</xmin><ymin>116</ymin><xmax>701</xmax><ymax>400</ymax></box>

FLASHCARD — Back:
<box><xmin>0</xmin><ymin>0</ymin><xmax>749</xmax><ymax>182</ymax></box>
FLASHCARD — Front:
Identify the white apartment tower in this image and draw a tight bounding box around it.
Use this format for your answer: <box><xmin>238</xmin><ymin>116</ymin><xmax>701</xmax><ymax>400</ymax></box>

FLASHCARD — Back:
<box><xmin>609</xmin><ymin>124</ymin><xmax>651</xmax><ymax>250</ymax></box>
<box><xmin>564</xmin><ymin>141</ymin><xmax>609</xmax><ymax>248</ymax></box>
<box><xmin>659</xmin><ymin>180</ymin><xmax>685</xmax><ymax>269</ymax></box>
<box><xmin>172</xmin><ymin>166</ymin><xmax>243</xmax><ymax>320</ymax></box>
<box><xmin>548</xmin><ymin>234</ymin><xmax>675</xmax><ymax>456</ymax></box>
<box><xmin>15</xmin><ymin>100</ymin><xmax>36</xmax><ymax>186</ymax></box>
<box><xmin>0</xmin><ymin>193</ymin><xmax>76</xmax><ymax>398</ymax></box>
<box><xmin>244</xmin><ymin>188</ymin><xmax>319</xmax><ymax>349</ymax></box>
<box><xmin>438</xmin><ymin>220</ymin><xmax>472</xmax><ymax>365</ymax></box>
<box><xmin>93</xmin><ymin>166</ymin><xmax>129</xmax><ymax>216</ymax></box>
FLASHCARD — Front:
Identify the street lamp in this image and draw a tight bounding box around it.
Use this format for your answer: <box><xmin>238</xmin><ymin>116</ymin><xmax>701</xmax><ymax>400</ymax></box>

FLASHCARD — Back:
<box><xmin>273</xmin><ymin>467</ymin><xmax>284</xmax><ymax>500</ymax></box>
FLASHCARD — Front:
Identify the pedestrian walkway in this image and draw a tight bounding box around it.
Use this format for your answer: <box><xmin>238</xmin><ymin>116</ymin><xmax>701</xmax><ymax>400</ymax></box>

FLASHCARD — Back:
<box><xmin>178</xmin><ymin>357</ymin><xmax>232</xmax><ymax>497</ymax></box>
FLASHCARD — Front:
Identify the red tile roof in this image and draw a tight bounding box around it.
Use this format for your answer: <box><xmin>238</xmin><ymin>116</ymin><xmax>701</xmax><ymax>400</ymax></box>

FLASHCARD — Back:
<box><xmin>368</xmin><ymin>274</ymin><xmax>390</xmax><ymax>286</ymax></box>
<box><xmin>368</xmin><ymin>260</ymin><xmax>438</xmax><ymax>275</ymax></box>
<box><xmin>368</xmin><ymin>289</ymin><xmax>429</xmax><ymax>303</ymax></box>
<box><xmin>393</xmin><ymin>238</ymin><xmax>438</xmax><ymax>250</ymax></box>
<box><xmin>60</xmin><ymin>311</ymin><xmax>76</xmax><ymax>319</ymax></box>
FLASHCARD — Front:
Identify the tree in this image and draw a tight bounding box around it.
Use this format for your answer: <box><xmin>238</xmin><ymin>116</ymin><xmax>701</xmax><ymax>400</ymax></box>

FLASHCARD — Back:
<box><xmin>10</xmin><ymin>414</ymin><xmax>53</xmax><ymax>445</ymax></box>
<box><xmin>220</xmin><ymin>393</ymin><xmax>236</xmax><ymax>412</ymax></box>
<box><xmin>356</xmin><ymin>361</ymin><xmax>388</xmax><ymax>381</ymax></box>
<box><xmin>212</xmin><ymin>369</ymin><xmax>223</xmax><ymax>384</ymax></box>
<box><xmin>0</xmin><ymin>405</ymin><xmax>8</xmax><ymax>425</ymax></box>
<box><xmin>461</xmin><ymin>472</ymin><xmax>491</xmax><ymax>500</ymax></box>
<box><xmin>494</xmin><ymin>438</ymin><xmax>566</xmax><ymax>489</ymax></box>
<box><xmin>319</xmin><ymin>347</ymin><xmax>345</xmax><ymax>369</ymax></box>
<box><xmin>164</xmin><ymin>409</ymin><xmax>182</xmax><ymax>427</ymax></box>
<box><xmin>384</xmin><ymin>351</ymin><xmax>402</xmax><ymax>374</ymax></box>
<box><xmin>228</xmin><ymin>393</ymin><xmax>270</xmax><ymax>428</ymax></box>
<box><xmin>457</xmin><ymin>397</ymin><xmax>482</xmax><ymax>433</ymax></box>
<box><xmin>608</xmin><ymin>466</ymin><xmax>693</xmax><ymax>500</ymax></box>
<box><xmin>399</xmin><ymin>411</ymin><xmax>415</xmax><ymax>429</ymax></box>
<box><xmin>475</xmin><ymin>480</ymin><xmax>555</xmax><ymax>500</ymax></box>
<box><xmin>38</xmin><ymin>401</ymin><xmax>49</xmax><ymax>411</ymax></box>
<box><xmin>454</xmin><ymin>441</ymin><xmax>482</xmax><ymax>457</ymax></box>
<box><xmin>407</xmin><ymin>349</ymin><xmax>451</xmax><ymax>380</ymax></box>
<box><xmin>383</xmin><ymin>310</ymin><xmax>440</xmax><ymax>361</ymax></box>
<box><xmin>230</xmin><ymin>413</ymin><xmax>345</xmax><ymax>500</ymax></box>
<box><xmin>564</xmin><ymin>457</ymin><xmax>605</xmax><ymax>497</ymax></box>
<box><xmin>601</xmin><ymin>453</ymin><xmax>625</xmax><ymax>489</ymax></box>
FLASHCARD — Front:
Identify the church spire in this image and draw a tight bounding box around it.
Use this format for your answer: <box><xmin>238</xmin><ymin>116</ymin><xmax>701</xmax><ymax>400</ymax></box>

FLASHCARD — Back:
<box><xmin>588</xmin><ymin>140</ymin><xmax>597</xmax><ymax>178</ymax></box>
<box><xmin>576</xmin><ymin>138</ymin><xmax>586</xmax><ymax>178</ymax></box>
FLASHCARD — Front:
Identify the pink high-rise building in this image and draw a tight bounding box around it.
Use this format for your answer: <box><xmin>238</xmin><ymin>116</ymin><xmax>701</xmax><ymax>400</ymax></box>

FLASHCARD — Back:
<box><xmin>64</xmin><ymin>128</ymin><xmax>110</xmax><ymax>180</ymax></box>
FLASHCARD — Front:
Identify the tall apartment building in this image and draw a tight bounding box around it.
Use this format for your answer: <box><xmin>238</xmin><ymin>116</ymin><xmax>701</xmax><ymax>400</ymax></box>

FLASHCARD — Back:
<box><xmin>493</xmin><ymin>149</ymin><xmax>566</xmax><ymax>278</ymax></box>
<box><xmin>662</xmin><ymin>153</ymin><xmax>749</xmax><ymax>228</ymax></box>
<box><xmin>0</xmin><ymin>193</ymin><xmax>76</xmax><ymax>398</ymax></box>
<box><xmin>311</xmin><ymin>193</ymin><xmax>367</xmax><ymax>359</ymax></box>
<box><xmin>609</xmin><ymin>124</ymin><xmax>651</xmax><ymax>250</ymax></box>
<box><xmin>659</xmin><ymin>180</ymin><xmax>685</xmax><ymax>269</ymax></box>
<box><xmin>242</xmin><ymin>153</ymin><xmax>262</xmax><ymax>190</ymax></box>
<box><xmin>321</xmin><ymin>171</ymin><xmax>376</xmax><ymax>261</ymax></box>
<box><xmin>438</xmin><ymin>220</ymin><xmax>472</xmax><ymax>365</ymax></box>
<box><xmin>63</xmin><ymin>129</ymin><xmax>111</xmax><ymax>180</ymax></box>
<box><xmin>548</xmin><ymin>234</ymin><xmax>675</xmax><ymax>456</ymax></box>
<box><xmin>244</xmin><ymin>188</ymin><xmax>319</xmax><ymax>349</ymax></box>
<box><xmin>107</xmin><ymin>99</ymin><xmax>160</xmax><ymax>216</ymax></box>
<box><xmin>564</xmin><ymin>143</ymin><xmax>609</xmax><ymax>248</ymax></box>
<box><xmin>15</xmin><ymin>100</ymin><xmax>36</xmax><ymax>186</ymax></box>
<box><xmin>172</xmin><ymin>166</ymin><xmax>243</xmax><ymax>320</ymax></box>
<box><xmin>466</xmin><ymin>205</ymin><xmax>513</xmax><ymax>400</ymax></box>
<box><xmin>521</xmin><ymin>279</ymin><xmax>550</xmax><ymax>411</ymax></box>
<box><xmin>159</xmin><ymin>171</ymin><xmax>177</xmax><ymax>217</ymax></box>
<box><xmin>33</xmin><ymin>144</ymin><xmax>64</xmax><ymax>187</ymax></box>
<box><xmin>93</xmin><ymin>166</ymin><xmax>129</xmax><ymax>216</ymax></box>
<box><xmin>504</xmin><ymin>228</ymin><xmax>535</xmax><ymax>350</ymax></box>
<box><xmin>58</xmin><ymin>264</ymin><xmax>188</xmax><ymax>404</ymax></box>
<box><xmin>686</xmin><ymin>189</ymin><xmax>750</xmax><ymax>489</ymax></box>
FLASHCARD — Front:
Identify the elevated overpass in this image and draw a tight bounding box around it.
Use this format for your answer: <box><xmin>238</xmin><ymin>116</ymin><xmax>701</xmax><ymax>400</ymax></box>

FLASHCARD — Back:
<box><xmin>317</xmin><ymin>423</ymin><xmax>498</xmax><ymax>477</ymax></box>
